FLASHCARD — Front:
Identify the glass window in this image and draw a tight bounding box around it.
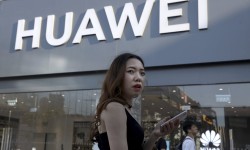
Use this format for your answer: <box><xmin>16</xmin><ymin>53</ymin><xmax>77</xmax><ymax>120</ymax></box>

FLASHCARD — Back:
<box><xmin>0</xmin><ymin>83</ymin><xmax>249</xmax><ymax>150</ymax></box>
<box><xmin>0</xmin><ymin>90</ymin><xmax>100</xmax><ymax>150</ymax></box>
<box><xmin>141</xmin><ymin>83</ymin><xmax>250</xmax><ymax>150</ymax></box>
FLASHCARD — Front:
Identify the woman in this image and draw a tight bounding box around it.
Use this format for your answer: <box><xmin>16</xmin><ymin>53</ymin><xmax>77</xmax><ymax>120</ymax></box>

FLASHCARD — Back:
<box><xmin>91</xmin><ymin>53</ymin><xmax>179</xmax><ymax>150</ymax></box>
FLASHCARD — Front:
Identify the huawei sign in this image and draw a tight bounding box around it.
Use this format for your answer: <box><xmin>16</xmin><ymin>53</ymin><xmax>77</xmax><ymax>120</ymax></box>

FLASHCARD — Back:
<box><xmin>14</xmin><ymin>0</ymin><xmax>208</xmax><ymax>50</ymax></box>
<box><xmin>200</xmin><ymin>130</ymin><xmax>221</xmax><ymax>150</ymax></box>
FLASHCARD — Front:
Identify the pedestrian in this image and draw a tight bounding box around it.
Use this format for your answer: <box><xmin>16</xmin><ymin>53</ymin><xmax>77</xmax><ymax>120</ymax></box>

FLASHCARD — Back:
<box><xmin>155</xmin><ymin>137</ymin><xmax>167</xmax><ymax>150</ymax></box>
<box><xmin>90</xmin><ymin>53</ymin><xmax>179</xmax><ymax>150</ymax></box>
<box><xmin>182</xmin><ymin>120</ymin><xmax>199</xmax><ymax>150</ymax></box>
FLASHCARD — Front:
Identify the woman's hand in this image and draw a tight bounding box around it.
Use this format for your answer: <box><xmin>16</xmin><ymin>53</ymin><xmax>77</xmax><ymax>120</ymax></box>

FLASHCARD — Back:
<box><xmin>152</xmin><ymin>117</ymin><xmax>180</xmax><ymax>138</ymax></box>
<box><xmin>142</xmin><ymin>117</ymin><xmax>179</xmax><ymax>150</ymax></box>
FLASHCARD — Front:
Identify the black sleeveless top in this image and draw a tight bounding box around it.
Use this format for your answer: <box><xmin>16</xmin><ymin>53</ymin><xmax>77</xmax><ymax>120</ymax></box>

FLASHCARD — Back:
<box><xmin>96</xmin><ymin>109</ymin><xmax>144</xmax><ymax>150</ymax></box>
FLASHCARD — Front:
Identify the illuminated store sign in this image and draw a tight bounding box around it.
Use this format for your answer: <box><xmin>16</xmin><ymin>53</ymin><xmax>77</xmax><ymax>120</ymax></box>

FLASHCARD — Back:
<box><xmin>215</xmin><ymin>94</ymin><xmax>231</xmax><ymax>103</ymax></box>
<box><xmin>7</xmin><ymin>98</ymin><xmax>17</xmax><ymax>106</ymax></box>
<box><xmin>200</xmin><ymin>130</ymin><xmax>221</xmax><ymax>150</ymax></box>
<box><xmin>15</xmin><ymin>0</ymin><xmax>208</xmax><ymax>50</ymax></box>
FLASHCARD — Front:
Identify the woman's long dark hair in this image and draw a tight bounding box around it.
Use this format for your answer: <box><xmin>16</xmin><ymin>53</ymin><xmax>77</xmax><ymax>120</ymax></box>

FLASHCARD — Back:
<box><xmin>90</xmin><ymin>53</ymin><xmax>144</xmax><ymax>142</ymax></box>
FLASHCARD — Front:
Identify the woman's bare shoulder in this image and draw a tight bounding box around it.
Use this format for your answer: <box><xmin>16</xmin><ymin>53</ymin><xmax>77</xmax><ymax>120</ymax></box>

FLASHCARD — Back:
<box><xmin>101</xmin><ymin>102</ymin><xmax>126</xmax><ymax>118</ymax></box>
<box><xmin>99</xmin><ymin>102</ymin><xmax>127</xmax><ymax>133</ymax></box>
<box><xmin>106</xmin><ymin>101</ymin><xmax>125</xmax><ymax>109</ymax></box>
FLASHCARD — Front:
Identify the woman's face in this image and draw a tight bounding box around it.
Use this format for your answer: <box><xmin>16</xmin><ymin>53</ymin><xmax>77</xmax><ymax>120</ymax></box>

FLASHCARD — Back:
<box><xmin>122</xmin><ymin>58</ymin><xmax>145</xmax><ymax>100</ymax></box>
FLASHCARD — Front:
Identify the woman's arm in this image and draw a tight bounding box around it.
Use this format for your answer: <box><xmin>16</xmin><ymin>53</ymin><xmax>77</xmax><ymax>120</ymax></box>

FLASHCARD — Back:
<box><xmin>142</xmin><ymin>117</ymin><xmax>179</xmax><ymax>150</ymax></box>
<box><xmin>101</xmin><ymin>102</ymin><xmax>128</xmax><ymax>150</ymax></box>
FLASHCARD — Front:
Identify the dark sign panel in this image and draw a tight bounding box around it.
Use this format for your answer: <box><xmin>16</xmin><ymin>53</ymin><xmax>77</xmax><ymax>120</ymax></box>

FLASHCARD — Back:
<box><xmin>0</xmin><ymin>0</ymin><xmax>250</xmax><ymax>77</ymax></box>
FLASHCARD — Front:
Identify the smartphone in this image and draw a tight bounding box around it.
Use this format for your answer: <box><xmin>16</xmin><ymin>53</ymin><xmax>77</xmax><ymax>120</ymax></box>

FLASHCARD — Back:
<box><xmin>160</xmin><ymin>110</ymin><xmax>188</xmax><ymax>128</ymax></box>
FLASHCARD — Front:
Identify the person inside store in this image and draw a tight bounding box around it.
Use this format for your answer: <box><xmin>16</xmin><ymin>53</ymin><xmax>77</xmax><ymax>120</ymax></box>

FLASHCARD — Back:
<box><xmin>181</xmin><ymin>119</ymin><xmax>199</xmax><ymax>150</ymax></box>
<box><xmin>90</xmin><ymin>53</ymin><xmax>179</xmax><ymax>150</ymax></box>
<box><xmin>155</xmin><ymin>137</ymin><xmax>167</xmax><ymax>150</ymax></box>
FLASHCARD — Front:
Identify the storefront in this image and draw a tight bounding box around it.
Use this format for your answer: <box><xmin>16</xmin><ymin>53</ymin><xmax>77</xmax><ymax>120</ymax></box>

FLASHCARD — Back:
<box><xmin>0</xmin><ymin>0</ymin><xmax>250</xmax><ymax>149</ymax></box>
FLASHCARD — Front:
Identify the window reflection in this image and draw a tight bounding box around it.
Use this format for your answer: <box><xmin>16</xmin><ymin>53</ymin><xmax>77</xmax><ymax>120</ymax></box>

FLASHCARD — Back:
<box><xmin>0</xmin><ymin>90</ymin><xmax>100</xmax><ymax>150</ymax></box>
<box><xmin>141</xmin><ymin>84</ymin><xmax>250</xmax><ymax>150</ymax></box>
<box><xmin>0</xmin><ymin>83</ymin><xmax>249</xmax><ymax>150</ymax></box>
